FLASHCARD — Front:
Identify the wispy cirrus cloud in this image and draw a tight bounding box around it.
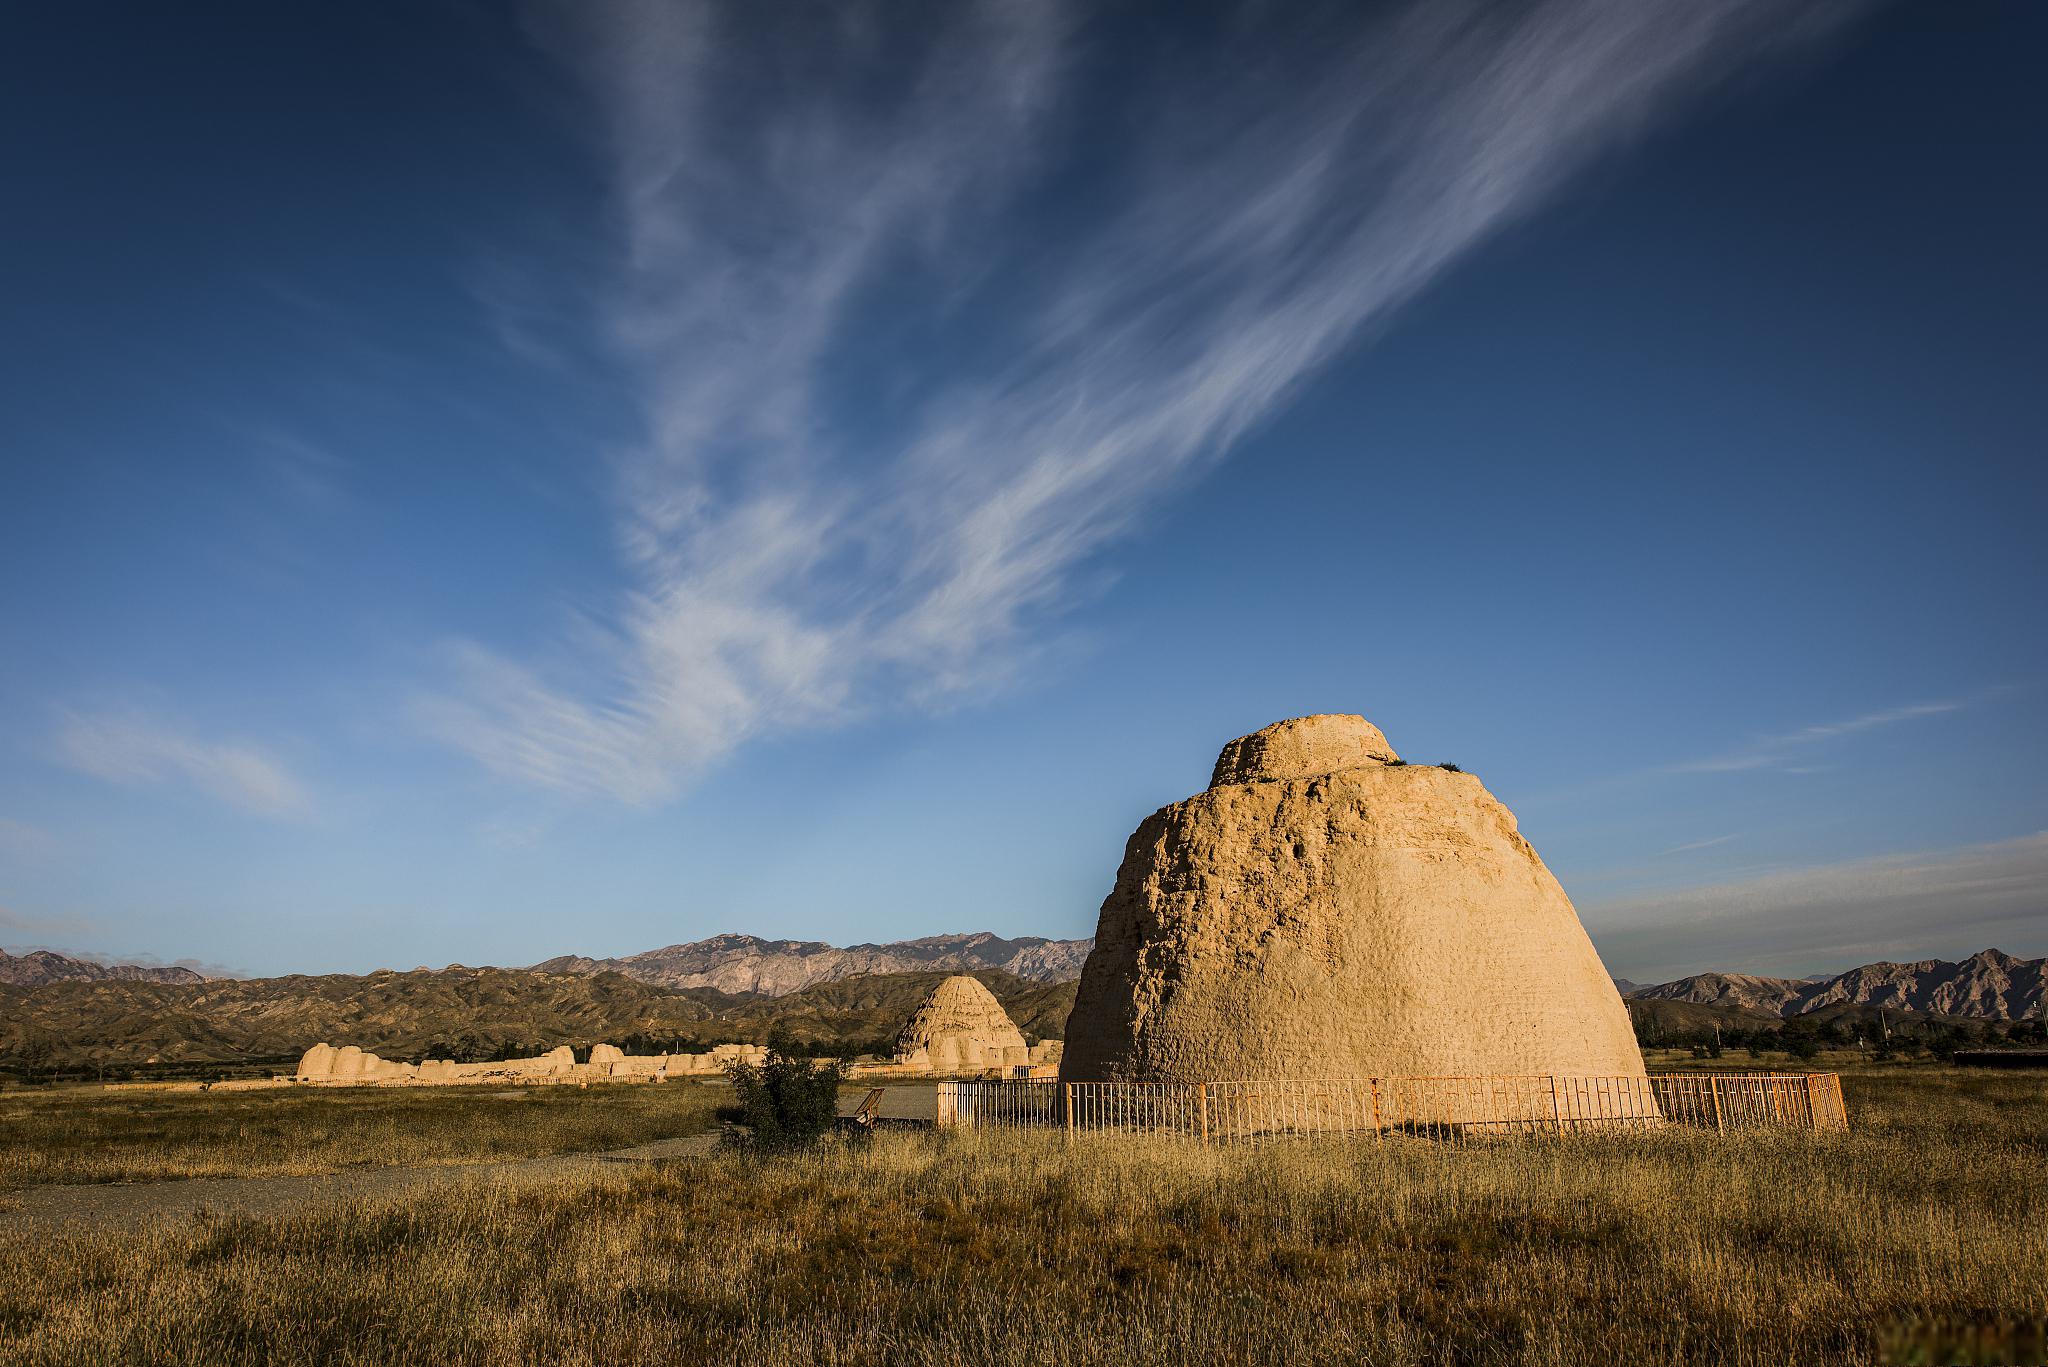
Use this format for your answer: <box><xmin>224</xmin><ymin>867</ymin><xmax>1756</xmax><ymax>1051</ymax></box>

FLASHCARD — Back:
<box><xmin>1657</xmin><ymin>833</ymin><xmax>1740</xmax><ymax>856</ymax></box>
<box><xmin>0</xmin><ymin>903</ymin><xmax>99</xmax><ymax>940</ymax></box>
<box><xmin>1668</xmin><ymin>689</ymin><xmax>2010</xmax><ymax>774</ymax></box>
<box><xmin>1586</xmin><ymin>832</ymin><xmax>2048</xmax><ymax>982</ymax></box>
<box><xmin>431</xmin><ymin>0</ymin><xmax>1864</xmax><ymax>802</ymax></box>
<box><xmin>0</xmin><ymin>818</ymin><xmax>61</xmax><ymax>859</ymax></box>
<box><xmin>55</xmin><ymin>710</ymin><xmax>310</xmax><ymax>818</ymax></box>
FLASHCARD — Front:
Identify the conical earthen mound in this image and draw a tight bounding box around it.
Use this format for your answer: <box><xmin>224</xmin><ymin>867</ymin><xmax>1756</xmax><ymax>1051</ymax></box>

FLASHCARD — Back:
<box><xmin>897</xmin><ymin>975</ymin><xmax>1029</xmax><ymax>1073</ymax></box>
<box><xmin>1060</xmin><ymin>716</ymin><xmax>1648</xmax><ymax>1097</ymax></box>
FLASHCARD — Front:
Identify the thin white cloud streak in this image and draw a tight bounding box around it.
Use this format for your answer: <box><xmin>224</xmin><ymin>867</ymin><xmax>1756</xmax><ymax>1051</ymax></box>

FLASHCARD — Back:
<box><xmin>0</xmin><ymin>818</ymin><xmax>61</xmax><ymax>859</ymax></box>
<box><xmin>1585</xmin><ymin>832</ymin><xmax>2048</xmax><ymax>982</ymax></box>
<box><xmin>1657</xmin><ymin>834</ymin><xmax>1740</xmax><ymax>856</ymax></box>
<box><xmin>0</xmin><ymin>904</ymin><xmax>100</xmax><ymax>940</ymax></box>
<box><xmin>435</xmin><ymin>0</ymin><xmax>1862</xmax><ymax>801</ymax></box>
<box><xmin>55</xmin><ymin>711</ymin><xmax>310</xmax><ymax>818</ymax></box>
<box><xmin>1670</xmin><ymin>698</ymin><xmax>1972</xmax><ymax>774</ymax></box>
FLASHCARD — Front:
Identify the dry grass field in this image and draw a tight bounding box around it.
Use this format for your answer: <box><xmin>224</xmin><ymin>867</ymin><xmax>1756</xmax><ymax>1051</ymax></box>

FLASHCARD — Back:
<box><xmin>0</xmin><ymin>1081</ymin><xmax>725</xmax><ymax>1189</ymax></box>
<box><xmin>1</xmin><ymin>1064</ymin><xmax>2043</xmax><ymax>1365</ymax></box>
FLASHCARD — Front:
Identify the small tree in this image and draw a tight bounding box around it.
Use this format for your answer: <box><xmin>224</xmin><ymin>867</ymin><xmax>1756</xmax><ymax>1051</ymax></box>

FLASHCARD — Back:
<box><xmin>1925</xmin><ymin>1024</ymin><xmax>1961</xmax><ymax>1063</ymax></box>
<box><xmin>721</xmin><ymin>1030</ymin><xmax>848</xmax><ymax>1150</ymax></box>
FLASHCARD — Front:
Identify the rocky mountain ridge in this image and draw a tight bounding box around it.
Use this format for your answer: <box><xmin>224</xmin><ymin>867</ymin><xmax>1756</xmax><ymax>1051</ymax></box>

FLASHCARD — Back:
<box><xmin>529</xmin><ymin>930</ymin><xmax>1093</xmax><ymax>996</ymax></box>
<box><xmin>1626</xmin><ymin>949</ymin><xmax>2042</xmax><ymax>1019</ymax></box>
<box><xmin>0</xmin><ymin>948</ymin><xmax>206</xmax><ymax>988</ymax></box>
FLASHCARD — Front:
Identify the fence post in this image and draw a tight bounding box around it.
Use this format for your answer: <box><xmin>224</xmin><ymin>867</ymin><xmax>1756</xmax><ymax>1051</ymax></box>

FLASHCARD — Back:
<box><xmin>1064</xmin><ymin>1082</ymin><xmax>1075</xmax><ymax>1146</ymax></box>
<box><xmin>1710</xmin><ymin>1078</ymin><xmax>1725</xmax><ymax>1135</ymax></box>
<box><xmin>1548</xmin><ymin>1075</ymin><xmax>1561</xmax><ymax>1133</ymax></box>
<box><xmin>1369</xmin><ymin>1077</ymin><xmax>1381</xmax><ymax>1136</ymax></box>
<box><xmin>1197</xmin><ymin>1082</ymin><xmax>1210</xmax><ymax>1145</ymax></box>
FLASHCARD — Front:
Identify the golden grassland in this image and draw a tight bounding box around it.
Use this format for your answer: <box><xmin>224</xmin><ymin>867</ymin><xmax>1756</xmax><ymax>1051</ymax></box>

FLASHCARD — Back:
<box><xmin>0</xmin><ymin>1081</ymin><xmax>725</xmax><ymax>1189</ymax></box>
<box><xmin>1</xmin><ymin>1063</ymin><xmax>2044</xmax><ymax>1365</ymax></box>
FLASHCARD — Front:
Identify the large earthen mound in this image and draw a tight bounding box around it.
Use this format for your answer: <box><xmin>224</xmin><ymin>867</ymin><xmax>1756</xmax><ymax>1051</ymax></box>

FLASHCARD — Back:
<box><xmin>896</xmin><ymin>975</ymin><xmax>1029</xmax><ymax>1073</ymax></box>
<box><xmin>1060</xmin><ymin>716</ymin><xmax>1648</xmax><ymax>1096</ymax></box>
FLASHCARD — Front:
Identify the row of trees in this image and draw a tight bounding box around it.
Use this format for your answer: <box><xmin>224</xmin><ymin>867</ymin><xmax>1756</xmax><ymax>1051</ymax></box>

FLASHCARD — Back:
<box><xmin>0</xmin><ymin>1029</ymin><xmax>902</xmax><ymax>1084</ymax></box>
<box><xmin>0</xmin><ymin>1052</ymin><xmax>301</xmax><ymax>1087</ymax></box>
<box><xmin>397</xmin><ymin>1031</ymin><xmax>900</xmax><ymax>1067</ymax></box>
<box><xmin>1632</xmin><ymin>1012</ymin><xmax>2047</xmax><ymax>1061</ymax></box>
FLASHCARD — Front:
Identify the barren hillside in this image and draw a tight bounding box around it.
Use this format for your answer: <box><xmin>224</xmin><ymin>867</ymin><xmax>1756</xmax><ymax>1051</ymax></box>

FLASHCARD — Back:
<box><xmin>0</xmin><ymin>966</ymin><xmax>1076</xmax><ymax>1072</ymax></box>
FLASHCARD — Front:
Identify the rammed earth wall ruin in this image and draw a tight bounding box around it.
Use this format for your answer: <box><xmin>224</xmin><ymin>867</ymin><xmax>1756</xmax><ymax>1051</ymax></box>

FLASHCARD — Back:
<box><xmin>294</xmin><ymin>1041</ymin><xmax>767</xmax><ymax>1085</ymax></box>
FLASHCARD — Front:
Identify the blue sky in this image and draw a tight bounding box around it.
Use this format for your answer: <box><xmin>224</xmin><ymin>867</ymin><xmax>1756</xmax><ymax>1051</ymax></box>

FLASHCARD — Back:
<box><xmin>3</xmin><ymin>1</ymin><xmax>2044</xmax><ymax>983</ymax></box>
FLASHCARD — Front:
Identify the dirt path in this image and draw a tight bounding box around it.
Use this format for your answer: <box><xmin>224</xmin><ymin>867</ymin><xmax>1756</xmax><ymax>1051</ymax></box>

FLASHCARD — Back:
<box><xmin>2</xmin><ymin>1132</ymin><xmax>722</xmax><ymax>1235</ymax></box>
<box><xmin>861</xmin><ymin>1084</ymin><xmax>940</xmax><ymax>1124</ymax></box>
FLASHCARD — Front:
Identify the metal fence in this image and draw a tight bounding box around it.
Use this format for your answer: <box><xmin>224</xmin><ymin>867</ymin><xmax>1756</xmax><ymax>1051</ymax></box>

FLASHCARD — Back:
<box><xmin>937</xmin><ymin>1073</ymin><xmax>1847</xmax><ymax>1141</ymax></box>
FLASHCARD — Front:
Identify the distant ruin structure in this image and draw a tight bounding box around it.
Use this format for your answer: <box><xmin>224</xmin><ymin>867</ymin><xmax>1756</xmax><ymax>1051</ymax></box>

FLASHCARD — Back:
<box><xmin>293</xmin><ymin>1040</ymin><xmax>767</xmax><ymax>1086</ymax></box>
<box><xmin>294</xmin><ymin>990</ymin><xmax>1071</xmax><ymax>1086</ymax></box>
<box><xmin>892</xmin><ymin>975</ymin><xmax>1062</xmax><ymax>1075</ymax></box>
<box><xmin>1060</xmin><ymin>715</ymin><xmax>1651</xmax><ymax>1117</ymax></box>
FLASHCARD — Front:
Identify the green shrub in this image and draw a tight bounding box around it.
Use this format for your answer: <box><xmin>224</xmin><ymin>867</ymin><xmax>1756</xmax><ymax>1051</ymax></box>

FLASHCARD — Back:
<box><xmin>720</xmin><ymin>1031</ymin><xmax>848</xmax><ymax>1150</ymax></box>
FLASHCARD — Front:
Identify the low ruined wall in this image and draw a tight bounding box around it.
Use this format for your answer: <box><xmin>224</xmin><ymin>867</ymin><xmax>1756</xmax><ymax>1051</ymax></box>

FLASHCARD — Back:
<box><xmin>293</xmin><ymin>1041</ymin><xmax>769</xmax><ymax>1087</ymax></box>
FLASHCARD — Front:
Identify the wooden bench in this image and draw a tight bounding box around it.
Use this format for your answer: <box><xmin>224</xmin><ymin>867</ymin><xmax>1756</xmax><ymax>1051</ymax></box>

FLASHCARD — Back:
<box><xmin>838</xmin><ymin>1087</ymin><xmax>886</xmax><ymax>1131</ymax></box>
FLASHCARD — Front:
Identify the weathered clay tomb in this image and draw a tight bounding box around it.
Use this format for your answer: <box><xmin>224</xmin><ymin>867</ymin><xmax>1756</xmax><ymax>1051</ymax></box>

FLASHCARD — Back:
<box><xmin>1059</xmin><ymin>715</ymin><xmax>1649</xmax><ymax>1095</ymax></box>
<box><xmin>893</xmin><ymin>974</ymin><xmax>1060</xmax><ymax>1074</ymax></box>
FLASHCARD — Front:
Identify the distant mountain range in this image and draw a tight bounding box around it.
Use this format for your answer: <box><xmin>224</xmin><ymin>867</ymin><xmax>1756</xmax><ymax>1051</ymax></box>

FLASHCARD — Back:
<box><xmin>530</xmin><ymin>931</ymin><xmax>1094</xmax><ymax>996</ymax></box>
<box><xmin>1623</xmin><ymin>949</ymin><xmax>2042</xmax><ymax>1020</ymax></box>
<box><xmin>5</xmin><ymin>936</ymin><xmax>2039</xmax><ymax>1074</ymax></box>
<box><xmin>529</xmin><ymin>935</ymin><xmax>2043</xmax><ymax>1020</ymax></box>
<box><xmin>0</xmin><ymin>949</ymin><xmax>206</xmax><ymax>988</ymax></box>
